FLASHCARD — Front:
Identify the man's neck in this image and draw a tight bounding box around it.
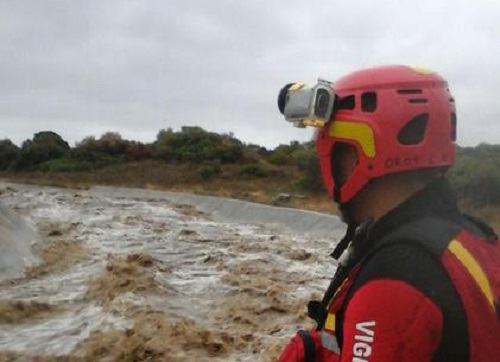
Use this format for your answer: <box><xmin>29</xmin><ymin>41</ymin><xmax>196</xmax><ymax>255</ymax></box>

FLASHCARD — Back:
<box><xmin>348</xmin><ymin>175</ymin><xmax>434</xmax><ymax>224</ymax></box>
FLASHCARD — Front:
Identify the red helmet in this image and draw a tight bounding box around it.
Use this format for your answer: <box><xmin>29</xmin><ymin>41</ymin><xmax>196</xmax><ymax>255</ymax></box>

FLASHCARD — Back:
<box><xmin>316</xmin><ymin>65</ymin><xmax>456</xmax><ymax>204</ymax></box>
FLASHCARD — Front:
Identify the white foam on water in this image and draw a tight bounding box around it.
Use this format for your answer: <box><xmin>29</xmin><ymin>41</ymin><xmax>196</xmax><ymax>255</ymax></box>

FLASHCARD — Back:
<box><xmin>0</xmin><ymin>304</ymin><xmax>130</xmax><ymax>355</ymax></box>
<box><xmin>0</xmin><ymin>186</ymin><xmax>338</xmax><ymax>359</ymax></box>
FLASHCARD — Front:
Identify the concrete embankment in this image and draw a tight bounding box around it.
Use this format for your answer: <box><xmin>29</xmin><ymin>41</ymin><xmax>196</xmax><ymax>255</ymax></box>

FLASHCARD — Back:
<box><xmin>0</xmin><ymin>200</ymin><xmax>37</xmax><ymax>282</ymax></box>
<box><xmin>86</xmin><ymin>186</ymin><xmax>345</xmax><ymax>240</ymax></box>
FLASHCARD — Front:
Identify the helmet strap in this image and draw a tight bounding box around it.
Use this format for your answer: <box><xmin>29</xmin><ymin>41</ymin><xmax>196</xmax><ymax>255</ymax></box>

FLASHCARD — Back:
<box><xmin>331</xmin><ymin>221</ymin><xmax>357</xmax><ymax>260</ymax></box>
<box><xmin>333</xmin><ymin>185</ymin><xmax>341</xmax><ymax>204</ymax></box>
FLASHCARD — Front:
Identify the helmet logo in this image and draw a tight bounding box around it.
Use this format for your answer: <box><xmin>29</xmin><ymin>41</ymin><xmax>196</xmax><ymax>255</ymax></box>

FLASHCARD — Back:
<box><xmin>384</xmin><ymin>155</ymin><xmax>420</xmax><ymax>169</ymax></box>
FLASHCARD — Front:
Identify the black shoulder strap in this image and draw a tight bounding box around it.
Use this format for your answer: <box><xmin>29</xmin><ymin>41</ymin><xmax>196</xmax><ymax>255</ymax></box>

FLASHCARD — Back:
<box><xmin>368</xmin><ymin>214</ymin><xmax>498</xmax><ymax>262</ymax></box>
<box><xmin>366</xmin><ymin>216</ymin><xmax>462</xmax><ymax>260</ymax></box>
<box><xmin>308</xmin><ymin>265</ymin><xmax>349</xmax><ymax>330</ymax></box>
<box><xmin>308</xmin><ymin>220</ymin><xmax>372</xmax><ymax>330</ymax></box>
<box><xmin>462</xmin><ymin>213</ymin><xmax>498</xmax><ymax>241</ymax></box>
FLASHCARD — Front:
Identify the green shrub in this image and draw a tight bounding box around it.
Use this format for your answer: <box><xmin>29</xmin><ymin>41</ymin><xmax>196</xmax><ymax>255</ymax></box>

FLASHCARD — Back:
<box><xmin>293</xmin><ymin>142</ymin><xmax>324</xmax><ymax>193</ymax></box>
<box><xmin>239</xmin><ymin>164</ymin><xmax>268</xmax><ymax>178</ymax></box>
<box><xmin>198</xmin><ymin>164</ymin><xmax>221</xmax><ymax>181</ymax></box>
<box><xmin>38</xmin><ymin>158</ymin><xmax>94</xmax><ymax>172</ymax></box>
<box><xmin>448</xmin><ymin>144</ymin><xmax>500</xmax><ymax>206</ymax></box>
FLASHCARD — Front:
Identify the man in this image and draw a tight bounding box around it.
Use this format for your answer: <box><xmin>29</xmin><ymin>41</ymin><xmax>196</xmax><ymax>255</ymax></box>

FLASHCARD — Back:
<box><xmin>276</xmin><ymin>65</ymin><xmax>500</xmax><ymax>361</ymax></box>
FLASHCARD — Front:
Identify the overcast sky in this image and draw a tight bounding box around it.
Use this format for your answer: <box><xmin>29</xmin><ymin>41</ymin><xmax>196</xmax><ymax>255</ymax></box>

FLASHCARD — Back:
<box><xmin>1</xmin><ymin>0</ymin><xmax>499</xmax><ymax>149</ymax></box>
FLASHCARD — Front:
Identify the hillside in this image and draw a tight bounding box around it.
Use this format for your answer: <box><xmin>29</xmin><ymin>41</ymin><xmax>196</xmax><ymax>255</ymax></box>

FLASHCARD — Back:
<box><xmin>0</xmin><ymin>160</ymin><xmax>336</xmax><ymax>214</ymax></box>
<box><xmin>1</xmin><ymin>126</ymin><xmax>500</xmax><ymax>230</ymax></box>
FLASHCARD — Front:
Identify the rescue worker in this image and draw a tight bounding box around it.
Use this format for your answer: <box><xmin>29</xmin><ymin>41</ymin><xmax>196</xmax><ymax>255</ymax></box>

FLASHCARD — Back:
<box><xmin>276</xmin><ymin>65</ymin><xmax>500</xmax><ymax>361</ymax></box>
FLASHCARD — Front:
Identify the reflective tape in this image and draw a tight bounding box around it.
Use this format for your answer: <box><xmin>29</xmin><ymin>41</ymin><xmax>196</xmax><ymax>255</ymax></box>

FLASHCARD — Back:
<box><xmin>324</xmin><ymin>313</ymin><xmax>336</xmax><ymax>332</ymax></box>
<box><xmin>320</xmin><ymin>331</ymin><xmax>341</xmax><ymax>354</ymax></box>
<box><xmin>448</xmin><ymin>239</ymin><xmax>495</xmax><ymax>309</ymax></box>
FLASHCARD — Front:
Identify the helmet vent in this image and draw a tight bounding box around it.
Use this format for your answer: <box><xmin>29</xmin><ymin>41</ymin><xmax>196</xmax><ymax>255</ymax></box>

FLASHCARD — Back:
<box><xmin>447</xmin><ymin>88</ymin><xmax>455</xmax><ymax>103</ymax></box>
<box><xmin>397</xmin><ymin>89</ymin><xmax>423</xmax><ymax>95</ymax></box>
<box><xmin>451</xmin><ymin>112</ymin><xmax>457</xmax><ymax>141</ymax></box>
<box><xmin>361</xmin><ymin>92</ymin><xmax>377</xmax><ymax>113</ymax></box>
<box><xmin>337</xmin><ymin>95</ymin><xmax>355</xmax><ymax>110</ymax></box>
<box><xmin>409</xmin><ymin>98</ymin><xmax>428</xmax><ymax>104</ymax></box>
<box><xmin>398</xmin><ymin>113</ymin><xmax>429</xmax><ymax>145</ymax></box>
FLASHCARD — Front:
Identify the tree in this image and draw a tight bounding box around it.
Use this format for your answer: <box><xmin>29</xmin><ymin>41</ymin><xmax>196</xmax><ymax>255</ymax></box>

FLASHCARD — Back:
<box><xmin>268</xmin><ymin>141</ymin><xmax>304</xmax><ymax>165</ymax></box>
<box><xmin>125</xmin><ymin>141</ymin><xmax>153</xmax><ymax>161</ymax></box>
<box><xmin>14</xmin><ymin>131</ymin><xmax>70</xmax><ymax>169</ymax></box>
<box><xmin>154</xmin><ymin>126</ymin><xmax>244</xmax><ymax>163</ymax></box>
<box><xmin>154</xmin><ymin>128</ymin><xmax>176</xmax><ymax>161</ymax></box>
<box><xmin>71</xmin><ymin>134</ymin><xmax>125</xmax><ymax>168</ymax></box>
<box><xmin>449</xmin><ymin>144</ymin><xmax>500</xmax><ymax>206</ymax></box>
<box><xmin>0</xmin><ymin>139</ymin><xmax>20</xmax><ymax>170</ymax></box>
<box><xmin>72</xmin><ymin>136</ymin><xmax>98</xmax><ymax>162</ymax></box>
<box><xmin>293</xmin><ymin>141</ymin><xmax>324</xmax><ymax>193</ymax></box>
<box><xmin>97</xmin><ymin>132</ymin><xmax>129</xmax><ymax>156</ymax></box>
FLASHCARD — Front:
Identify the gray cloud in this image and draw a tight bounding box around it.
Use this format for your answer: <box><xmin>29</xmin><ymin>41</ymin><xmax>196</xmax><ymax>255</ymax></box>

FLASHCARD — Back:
<box><xmin>1</xmin><ymin>0</ymin><xmax>499</xmax><ymax>148</ymax></box>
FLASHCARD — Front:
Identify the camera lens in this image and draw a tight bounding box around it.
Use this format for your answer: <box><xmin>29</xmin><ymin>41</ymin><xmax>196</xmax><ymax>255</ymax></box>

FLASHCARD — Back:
<box><xmin>315</xmin><ymin>89</ymin><xmax>330</xmax><ymax>118</ymax></box>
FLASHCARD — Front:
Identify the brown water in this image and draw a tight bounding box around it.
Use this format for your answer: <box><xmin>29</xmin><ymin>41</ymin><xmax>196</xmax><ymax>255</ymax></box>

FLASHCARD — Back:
<box><xmin>0</xmin><ymin>186</ymin><xmax>338</xmax><ymax>361</ymax></box>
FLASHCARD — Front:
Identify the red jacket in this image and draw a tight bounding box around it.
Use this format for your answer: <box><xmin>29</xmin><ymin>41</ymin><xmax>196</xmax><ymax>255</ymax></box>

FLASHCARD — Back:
<box><xmin>279</xmin><ymin>180</ymin><xmax>500</xmax><ymax>361</ymax></box>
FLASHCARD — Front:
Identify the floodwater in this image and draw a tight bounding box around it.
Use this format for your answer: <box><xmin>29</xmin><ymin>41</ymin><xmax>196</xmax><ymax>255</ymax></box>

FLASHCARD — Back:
<box><xmin>0</xmin><ymin>186</ymin><xmax>340</xmax><ymax>361</ymax></box>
